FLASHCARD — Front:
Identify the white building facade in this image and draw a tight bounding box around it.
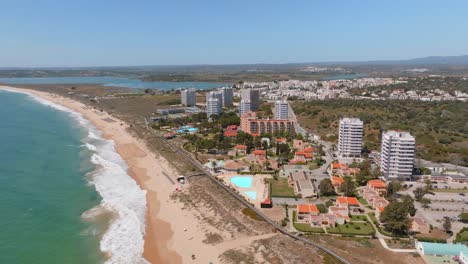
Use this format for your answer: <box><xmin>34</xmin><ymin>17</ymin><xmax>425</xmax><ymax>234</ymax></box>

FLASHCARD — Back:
<box><xmin>206</xmin><ymin>97</ymin><xmax>221</xmax><ymax>117</ymax></box>
<box><xmin>274</xmin><ymin>100</ymin><xmax>289</xmax><ymax>120</ymax></box>
<box><xmin>380</xmin><ymin>130</ymin><xmax>415</xmax><ymax>180</ymax></box>
<box><xmin>181</xmin><ymin>88</ymin><xmax>196</xmax><ymax>106</ymax></box>
<box><xmin>239</xmin><ymin>100</ymin><xmax>251</xmax><ymax>115</ymax></box>
<box><xmin>337</xmin><ymin>118</ymin><xmax>363</xmax><ymax>157</ymax></box>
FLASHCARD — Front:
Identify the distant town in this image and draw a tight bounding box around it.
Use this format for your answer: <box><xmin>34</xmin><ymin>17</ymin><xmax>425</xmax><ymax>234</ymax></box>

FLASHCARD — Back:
<box><xmin>144</xmin><ymin>76</ymin><xmax>468</xmax><ymax>263</ymax></box>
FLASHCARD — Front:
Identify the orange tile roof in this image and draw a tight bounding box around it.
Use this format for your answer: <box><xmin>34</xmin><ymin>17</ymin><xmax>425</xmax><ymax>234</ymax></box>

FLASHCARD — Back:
<box><xmin>276</xmin><ymin>137</ymin><xmax>287</xmax><ymax>143</ymax></box>
<box><xmin>224</xmin><ymin>125</ymin><xmax>238</xmax><ymax>137</ymax></box>
<box><xmin>368</xmin><ymin>180</ymin><xmax>386</xmax><ymax>189</ymax></box>
<box><xmin>234</xmin><ymin>144</ymin><xmax>247</xmax><ymax>150</ymax></box>
<box><xmin>331</xmin><ymin>176</ymin><xmax>345</xmax><ymax>185</ymax></box>
<box><xmin>332</xmin><ymin>163</ymin><xmax>348</xmax><ymax>170</ymax></box>
<box><xmin>304</xmin><ymin>147</ymin><xmax>315</xmax><ymax>153</ymax></box>
<box><xmin>253</xmin><ymin>149</ymin><xmax>266</xmax><ymax>155</ymax></box>
<box><xmin>378</xmin><ymin>207</ymin><xmax>385</xmax><ymax>212</ymax></box>
<box><xmin>297</xmin><ymin>204</ymin><xmax>319</xmax><ymax>214</ymax></box>
<box><xmin>337</xmin><ymin>196</ymin><xmax>360</xmax><ymax>206</ymax></box>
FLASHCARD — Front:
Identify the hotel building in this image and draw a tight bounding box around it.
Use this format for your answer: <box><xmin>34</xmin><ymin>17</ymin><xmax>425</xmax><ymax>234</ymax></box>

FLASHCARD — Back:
<box><xmin>240</xmin><ymin>112</ymin><xmax>294</xmax><ymax>136</ymax></box>
<box><xmin>181</xmin><ymin>88</ymin><xmax>196</xmax><ymax>106</ymax></box>
<box><xmin>380</xmin><ymin>130</ymin><xmax>415</xmax><ymax>180</ymax></box>
<box><xmin>337</xmin><ymin>118</ymin><xmax>363</xmax><ymax>157</ymax></box>
<box><xmin>240</xmin><ymin>88</ymin><xmax>260</xmax><ymax>111</ymax></box>
<box><xmin>274</xmin><ymin>100</ymin><xmax>289</xmax><ymax>120</ymax></box>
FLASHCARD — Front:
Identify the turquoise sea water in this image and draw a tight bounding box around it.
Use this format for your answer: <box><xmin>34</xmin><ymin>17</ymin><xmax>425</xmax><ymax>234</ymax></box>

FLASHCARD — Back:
<box><xmin>0</xmin><ymin>88</ymin><xmax>148</xmax><ymax>264</ymax></box>
<box><xmin>0</xmin><ymin>76</ymin><xmax>229</xmax><ymax>90</ymax></box>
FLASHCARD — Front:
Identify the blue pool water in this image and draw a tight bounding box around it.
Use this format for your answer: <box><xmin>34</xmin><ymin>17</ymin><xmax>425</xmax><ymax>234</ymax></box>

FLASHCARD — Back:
<box><xmin>230</xmin><ymin>176</ymin><xmax>253</xmax><ymax>188</ymax></box>
<box><xmin>244</xmin><ymin>191</ymin><xmax>257</xmax><ymax>200</ymax></box>
<box><xmin>177</xmin><ymin>127</ymin><xmax>198</xmax><ymax>133</ymax></box>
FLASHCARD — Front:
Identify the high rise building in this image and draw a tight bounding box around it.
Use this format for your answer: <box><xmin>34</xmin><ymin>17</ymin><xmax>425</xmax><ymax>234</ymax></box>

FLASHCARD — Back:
<box><xmin>221</xmin><ymin>87</ymin><xmax>233</xmax><ymax>107</ymax></box>
<box><xmin>181</xmin><ymin>88</ymin><xmax>196</xmax><ymax>106</ymax></box>
<box><xmin>240</xmin><ymin>88</ymin><xmax>260</xmax><ymax>111</ymax></box>
<box><xmin>274</xmin><ymin>100</ymin><xmax>289</xmax><ymax>120</ymax></box>
<box><xmin>240</xmin><ymin>112</ymin><xmax>295</xmax><ymax>136</ymax></box>
<box><xmin>206</xmin><ymin>91</ymin><xmax>223</xmax><ymax>110</ymax></box>
<box><xmin>239</xmin><ymin>100</ymin><xmax>251</xmax><ymax>115</ymax></box>
<box><xmin>380</xmin><ymin>130</ymin><xmax>415</xmax><ymax>180</ymax></box>
<box><xmin>337</xmin><ymin>118</ymin><xmax>363</xmax><ymax>157</ymax></box>
<box><xmin>206</xmin><ymin>97</ymin><xmax>221</xmax><ymax>117</ymax></box>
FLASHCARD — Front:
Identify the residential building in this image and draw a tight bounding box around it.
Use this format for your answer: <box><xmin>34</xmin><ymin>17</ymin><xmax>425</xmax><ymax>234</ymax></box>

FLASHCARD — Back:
<box><xmin>367</xmin><ymin>180</ymin><xmax>387</xmax><ymax>195</ymax></box>
<box><xmin>240</xmin><ymin>88</ymin><xmax>260</xmax><ymax>110</ymax></box>
<box><xmin>180</xmin><ymin>88</ymin><xmax>196</xmax><ymax>106</ymax></box>
<box><xmin>274</xmin><ymin>100</ymin><xmax>289</xmax><ymax>120</ymax></box>
<box><xmin>206</xmin><ymin>97</ymin><xmax>221</xmax><ymax>117</ymax></box>
<box><xmin>220</xmin><ymin>87</ymin><xmax>234</xmax><ymax>107</ymax></box>
<box><xmin>224</xmin><ymin>125</ymin><xmax>238</xmax><ymax>137</ymax></box>
<box><xmin>310</xmin><ymin>214</ymin><xmax>338</xmax><ymax>228</ymax></box>
<box><xmin>338</xmin><ymin>118</ymin><xmax>363</xmax><ymax>157</ymax></box>
<box><xmin>233</xmin><ymin>145</ymin><xmax>247</xmax><ymax>155</ymax></box>
<box><xmin>240</xmin><ymin>112</ymin><xmax>295</xmax><ymax>136</ymax></box>
<box><xmin>239</xmin><ymin>99</ymin><xmax>251</xmax><ymax>115</ymax></box>
<box><xmin>381</xmin><ymin>130</ymin><xmax>415</xmax><ymax>180</ymax></box>
<box><xmin>206</xmin><ymin>91</ymin><xmax>223</xmax><ymax>109</ymax></box>
<box><xmin>296</xmin><ymin>204</ymin><xmax>319</xmax><ymax>222</ymax></box>
<box><xmin>288</xmin><ymin>171</ymin><xmax>318</xmax><ymax>198</ymax></box>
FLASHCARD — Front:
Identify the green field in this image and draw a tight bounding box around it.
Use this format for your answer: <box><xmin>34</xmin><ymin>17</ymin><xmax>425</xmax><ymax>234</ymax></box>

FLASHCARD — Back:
<box><xmin>327</xmin><ymin>222</ymin><xmax>375</xmax><ymax>236</ymax></box>
<box><xmin>267</xmin><ymin>178</ymin><xmax>297</xmax><ymax>197</ymax></box>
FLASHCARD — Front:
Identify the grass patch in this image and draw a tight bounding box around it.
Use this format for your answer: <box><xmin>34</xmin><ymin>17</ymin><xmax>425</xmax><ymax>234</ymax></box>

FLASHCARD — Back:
<box><xmin>327</xmin><ymin>222</ymin><xmax>375</xmax><ymax>236</ymax></box>
<box><xmin>358</xmin><ymin>197</ymin><xmax>369</xmax><ymax>205</ymax></box>
<box><xmin>454</xmin><ymin>227</ymin><xmax>468</xmax><ymax>243</ymax></box>
<box><xmin>267</xmin><ymin>178</ymin><xmax>297</xmax><ymax>197</ymax></box>
<box><xmin>350</xmin><ymin>215</ymin><xmax>367</xmax><ymax>221</ymax></box>
<box><xmin>241</xmin><ymin>208</ymin><xmax>265</xmax><ymax>222</ymax></box>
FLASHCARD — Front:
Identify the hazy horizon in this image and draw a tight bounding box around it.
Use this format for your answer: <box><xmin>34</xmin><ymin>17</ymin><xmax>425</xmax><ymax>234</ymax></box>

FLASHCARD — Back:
<box><xmin>2</xmin><ymin>0</ymin><xmax>468</xmax><ymax>67</ymax></box>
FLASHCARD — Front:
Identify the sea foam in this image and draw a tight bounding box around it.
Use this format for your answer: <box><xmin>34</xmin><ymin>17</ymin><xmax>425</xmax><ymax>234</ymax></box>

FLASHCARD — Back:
<box><xmin>0</xmin><ymin>86</ymin><xmax>149</xmax><ymax>264</ymax></box>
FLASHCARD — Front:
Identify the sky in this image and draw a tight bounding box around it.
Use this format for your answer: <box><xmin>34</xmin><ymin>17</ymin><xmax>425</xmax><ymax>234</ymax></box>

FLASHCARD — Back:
<box><xmin>1</xmin><ymin>0</ymin><xmax>468</xmax><ymax>67</ymax></box>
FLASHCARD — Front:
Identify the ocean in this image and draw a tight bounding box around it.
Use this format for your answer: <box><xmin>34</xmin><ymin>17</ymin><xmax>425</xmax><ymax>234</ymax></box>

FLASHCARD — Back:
<box><xmin>0</xmin><ymin>88</ymin><xmax>148</xmax><ymax>264</ymax></box>
<box><xmin>0</xmin><ymin>76</ymin><xmax>229</xmax><ymax>90</ymax></box>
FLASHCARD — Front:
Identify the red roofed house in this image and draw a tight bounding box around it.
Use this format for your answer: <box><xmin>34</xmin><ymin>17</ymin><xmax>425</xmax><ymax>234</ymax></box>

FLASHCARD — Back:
<box><xmin>252</xmin><ymin>149</ymin><xmax>267</xmax><ymax>162</ymax></box>
<box><xmin>234</xmin><ymin>145</ymin><xmax>247</xmax><ymax>155</ymax></box>
<box><xmin>336</xmin><ymin>196</ymin><xmax>361</xmax><ymax>214</ymax></box>
<box><xmin>224</xmin><ymin>125</ymin><xmax>238</xmax><ymax>137</ymax></box>
<box><xmin>294</xmin><ymin>151</ymin><xmax>313</xmax><ymax>162</ymax></box>
<box><xmin>297</xmin><ymin>204</ymin><xmax>319</xmax><ymax>222</ymax></box>
<box><xmin>331</xmin><ymin>176</ymin><xmax>345</xmax><ymax>187</ymax></box>
<box><xmin>367</xmin><ymin>180</ymin><xmax>387</xmax><ymax>195</ymax></box>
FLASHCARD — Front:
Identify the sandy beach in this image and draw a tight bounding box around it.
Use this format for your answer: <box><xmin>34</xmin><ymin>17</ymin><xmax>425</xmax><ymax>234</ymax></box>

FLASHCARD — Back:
<box><xmin>1</xmin><ymin>86</ymin><xmax>224</xmax><ymax>263</ymax></box>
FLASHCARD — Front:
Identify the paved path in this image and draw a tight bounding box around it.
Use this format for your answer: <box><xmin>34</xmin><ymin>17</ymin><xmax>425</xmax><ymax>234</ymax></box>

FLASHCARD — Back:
<box><xmin>378</xmin><ymin>238</ymin><xmax>417</xmax><ymax>253</ymax></box>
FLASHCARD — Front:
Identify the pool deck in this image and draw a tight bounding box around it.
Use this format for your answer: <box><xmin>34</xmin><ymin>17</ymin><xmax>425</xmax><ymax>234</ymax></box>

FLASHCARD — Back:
<box><xmin>218</xmin><ymin>171</ymin><xmax>269</xmax><ymax>207</ymax></box>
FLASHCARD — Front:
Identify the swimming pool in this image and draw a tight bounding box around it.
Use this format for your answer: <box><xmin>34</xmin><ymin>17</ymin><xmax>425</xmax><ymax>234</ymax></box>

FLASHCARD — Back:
<box><xmin>230</xmin><ymin>176</ymin><xmax>253</xmax><ymax>188</ymax></box>
<box><xmin>244</xmin><ymin>191</ymin><xmax>257</xmax><ymax>200</ymax></box>
<box><xmin>177</xmin><ymin>127</ymin><xmax>198</xmax><ymax>133</ymax></box>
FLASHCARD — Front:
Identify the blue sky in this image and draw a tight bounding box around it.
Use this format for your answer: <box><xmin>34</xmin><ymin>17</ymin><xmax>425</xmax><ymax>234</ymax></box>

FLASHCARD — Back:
<box><xmin>1</xmin><ymin>0</ymin><xmax>468</xmax><ymax>67</ymax></box>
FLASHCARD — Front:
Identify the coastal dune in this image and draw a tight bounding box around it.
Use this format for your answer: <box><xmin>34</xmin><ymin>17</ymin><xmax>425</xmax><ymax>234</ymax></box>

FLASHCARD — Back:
<box><xmin>0</xmin><ymin>86</ymin><xmax>222</xmax><ymax>263</ymax></box>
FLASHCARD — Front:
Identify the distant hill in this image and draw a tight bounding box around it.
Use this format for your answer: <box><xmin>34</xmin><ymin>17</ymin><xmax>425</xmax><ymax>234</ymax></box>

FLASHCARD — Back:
<box><xmin>331</xmin><ymin>55</ymin><xmax>468</xmax><ymax>65</ymax></box>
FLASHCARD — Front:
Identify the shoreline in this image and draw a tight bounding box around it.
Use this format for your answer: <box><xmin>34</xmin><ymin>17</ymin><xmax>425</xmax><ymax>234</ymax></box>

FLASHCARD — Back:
<box><xmin>0</xmin><ymin>86</ymin><xmax>202</xmax><ymax>263</ymax></box>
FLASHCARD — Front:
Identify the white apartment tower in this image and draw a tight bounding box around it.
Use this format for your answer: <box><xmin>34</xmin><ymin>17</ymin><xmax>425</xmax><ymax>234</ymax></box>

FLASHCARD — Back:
<box><xmin>380</xmin><ymin>130</ymin><xmax>415</xmax><ymax>180</ymax></box>
<box><xmin>240</xmin><ymin>88</ymin><xmax>260</xmax><ymax>111</ymax></box>
<box><xmin>221</xmin><ymin>87</ymin><xmax>234</xmax><ymax>107</ymax></box>
<box><xmin>338</xmin><ymin>118</ymin><xmax>363</xmax><ymax>157</ymax></box>
<box><xmin>206</xmin><ymin>97</ymin><xmax>221</xmax><ymax>117</ymax></box>
<box><xmin>239</xmin><ymin>100</ymin><xmax>251</xmax><ymax>115</ymax></box>
<box><xmin>274</xmin><ymin>100</ymin><xmax>289</xmax><ymax>120</ymax></box>
<box><xmin>181</xmin><ymin>88</ymin><xmax>196</xmax><ymax>106</ymax></box>
<box><xmin>206</xmin><ymin>91</ymin><xmax>223</xmax><ymax>110</ymax></box>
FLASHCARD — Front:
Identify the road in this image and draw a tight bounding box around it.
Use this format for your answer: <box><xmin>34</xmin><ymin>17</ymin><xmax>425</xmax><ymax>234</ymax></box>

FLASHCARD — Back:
<box><xmin>143</xmin><ymin>126</ymin><xmax>352</xmax><ymax>264</ymax></box>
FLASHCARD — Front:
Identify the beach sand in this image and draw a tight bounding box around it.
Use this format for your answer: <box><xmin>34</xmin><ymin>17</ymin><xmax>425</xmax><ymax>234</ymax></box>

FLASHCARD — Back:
<box><xmin>2</xmin><ymin>86</ymin><xmax>224</xmax><ymax>263</ymax></box>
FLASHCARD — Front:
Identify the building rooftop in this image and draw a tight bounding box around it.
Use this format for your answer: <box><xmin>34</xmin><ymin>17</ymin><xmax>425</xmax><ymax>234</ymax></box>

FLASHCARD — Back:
<box><xmin>297</xmin><ymin>204</ymin><xmax>319</xmax><ymax>214</ymax></box>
